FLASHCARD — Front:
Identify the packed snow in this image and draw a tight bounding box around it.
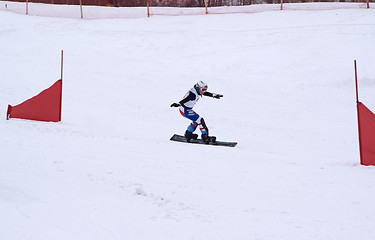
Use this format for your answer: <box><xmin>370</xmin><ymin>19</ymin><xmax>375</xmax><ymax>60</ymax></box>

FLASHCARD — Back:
<box><xmin>1</xmin><ymin>2</ymin><xmax>375</xmax><ymax>240</ymax></box>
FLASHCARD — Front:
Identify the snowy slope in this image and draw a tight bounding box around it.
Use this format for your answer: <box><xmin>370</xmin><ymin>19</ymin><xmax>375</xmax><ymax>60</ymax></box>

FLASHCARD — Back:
<box><xmin>1</xmin><ymin>4</ymin><xmax>375</xmax><ymax>240</ymax></box>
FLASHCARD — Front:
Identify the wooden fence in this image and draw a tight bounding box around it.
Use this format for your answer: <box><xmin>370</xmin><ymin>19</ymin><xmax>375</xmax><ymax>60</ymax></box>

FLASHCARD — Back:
<box><xmin>2</xmin><ymin>0</ymin><xmax>372</xmax><ymax>19</ymax></box>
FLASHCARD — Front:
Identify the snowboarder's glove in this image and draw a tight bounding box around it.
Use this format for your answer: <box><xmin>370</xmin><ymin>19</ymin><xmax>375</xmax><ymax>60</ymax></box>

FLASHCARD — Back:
<box><xmin>213</xmin><ymin>94</ymin><xmax>223</xmax><ymax>99</ymax></box>
<box><xmin>170</xmin><ymin>103</ymin><xmax>180</xmax><ymax>107</ymax></box>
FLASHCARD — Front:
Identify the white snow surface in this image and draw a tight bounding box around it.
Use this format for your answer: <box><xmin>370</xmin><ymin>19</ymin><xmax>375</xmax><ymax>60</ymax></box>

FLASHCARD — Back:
<box><xmin>1</xmin><ymin>3</ymin><xmax>375</xmax><ymax>240</ymax></box>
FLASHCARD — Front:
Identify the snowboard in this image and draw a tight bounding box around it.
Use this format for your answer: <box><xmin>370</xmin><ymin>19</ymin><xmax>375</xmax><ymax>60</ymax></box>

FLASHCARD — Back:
<box><xmin>170</xmin><ymin>134</ymin><xmax>237</xmax><ymax>147</ymax></box>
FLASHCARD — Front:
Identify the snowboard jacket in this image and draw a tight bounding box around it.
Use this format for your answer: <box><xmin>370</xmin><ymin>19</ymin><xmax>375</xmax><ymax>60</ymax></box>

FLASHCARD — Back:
<box><xmin>179</xmin><ymin>87</ymin><xmax>214</xmax><ymax>109</ymax></box>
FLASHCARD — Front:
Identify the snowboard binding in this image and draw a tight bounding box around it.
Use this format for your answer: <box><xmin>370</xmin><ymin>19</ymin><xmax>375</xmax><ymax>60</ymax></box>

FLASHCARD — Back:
<box><xmin>202</xmin><ymin>133</ymin><xmax>216</xmax><ymax>144</ymax></box>
<box><xmin>185</xmin><ymin>130</ymin><xmax>198</xmax><ymax>143</ymax></box>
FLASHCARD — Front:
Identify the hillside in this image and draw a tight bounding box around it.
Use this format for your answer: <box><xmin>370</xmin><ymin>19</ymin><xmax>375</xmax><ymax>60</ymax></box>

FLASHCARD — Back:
<box><xmin>1</xmin><ymin>4</ymin><xmax>375</xmax><ymax>240</ymax></box>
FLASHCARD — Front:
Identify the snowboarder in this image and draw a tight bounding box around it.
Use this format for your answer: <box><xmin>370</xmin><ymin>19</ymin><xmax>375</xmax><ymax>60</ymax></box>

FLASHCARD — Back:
<box><xmin>170</xmin><ymin>81</ymin><xmax>223</xmax><ymax>143</ymax></box>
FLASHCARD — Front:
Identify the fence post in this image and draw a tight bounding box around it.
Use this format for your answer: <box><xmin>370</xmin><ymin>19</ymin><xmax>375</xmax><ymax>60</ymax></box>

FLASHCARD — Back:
<box><xmin>280</xmin><ymin>0</ymin><xmax>283</xmax><ymax>10</ymax></box>
<box><xmin>367</xmin><ymin>0</ymin><xmax>369</xmax><ymax>9</ymax></box>
<box><xmin>205</xmin><ymin>0</ymin><xmax>208</xmax><ymax>14</ymax></box>
<box><xmin>26</xmin><ymin>0</ymin><xmax>28</xmax><ymax>15</ymax></box>
<box><xmin>79</xmin><ymin>0</ymin><xmax>83</xmax><ymax>19</ymax></box>
<box><xmin>147</xmin><ymin>0</ymin><xmax>150</xmax><ymax>17</ymax></box>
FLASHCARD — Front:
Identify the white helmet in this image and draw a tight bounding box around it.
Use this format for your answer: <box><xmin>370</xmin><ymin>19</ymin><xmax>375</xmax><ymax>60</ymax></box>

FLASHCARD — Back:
<box><xmin>194</xmin><ymin>81</ymin><xmax>208</xmax><ymax>92</ymax></box>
